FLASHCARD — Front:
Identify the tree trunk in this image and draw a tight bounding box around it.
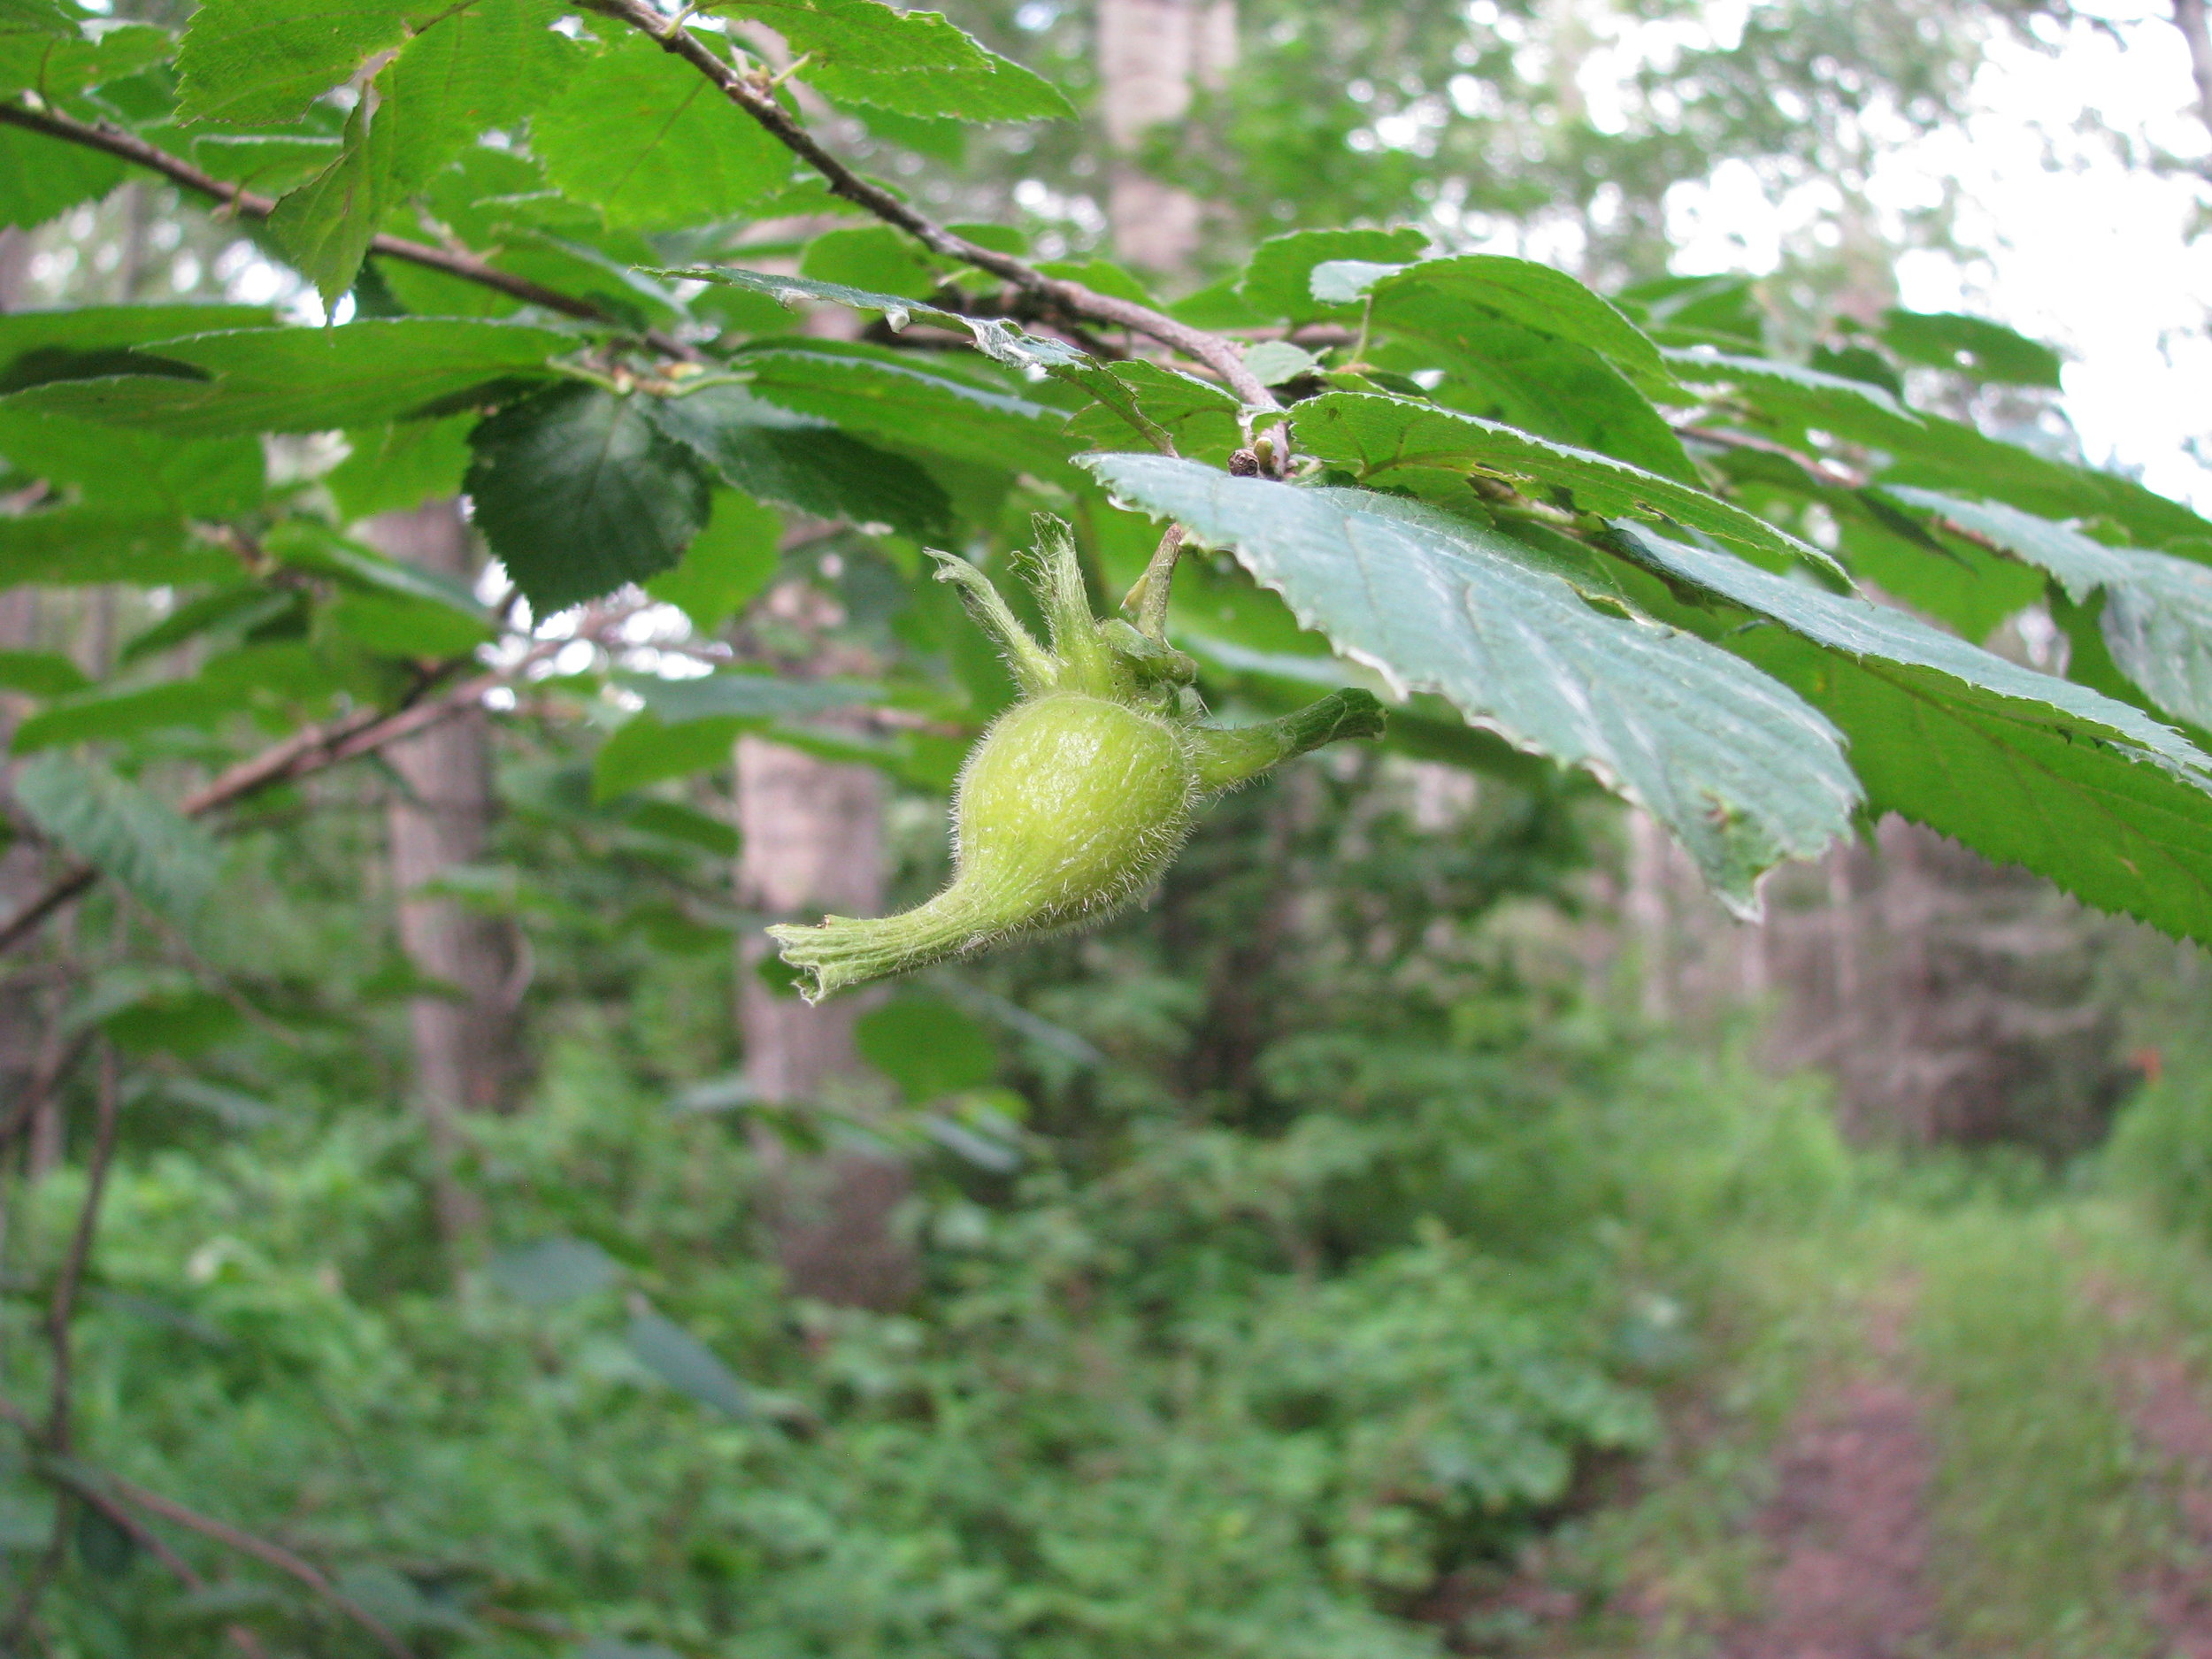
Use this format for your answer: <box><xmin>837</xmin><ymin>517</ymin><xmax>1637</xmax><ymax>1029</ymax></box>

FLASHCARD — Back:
<box><xmin>735</xmin><ymin>734</ymin><xmax>916</xmax><ymax>1310</ymax></box>
<box><xmin>1097</xmin><ymin>0</ymin><xmax>1235</xmax><ymax>272</ymax></box>
<box><xmin>365</xmin><ymin>501</ymin><xmax>518</xmax><ymax>1241</ymax></box>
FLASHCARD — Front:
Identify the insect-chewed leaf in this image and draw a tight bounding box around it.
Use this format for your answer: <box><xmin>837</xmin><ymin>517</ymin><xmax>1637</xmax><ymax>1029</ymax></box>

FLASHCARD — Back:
<box><xmin>1293</xmin><ymin>391</ymin><xmax>1843</xmax><ymax>580</ymax></box>
<box><xmin>175</xmin><ymin>0</ymin><xmax>422</xmax><ymax>127</ymax></box>
<box><xmin>724</xmin><ymin>0</ymin><xmax>1072</xmax><ymax>122</ymax></box>
<box><xmin>1888</xmin><ymin>488</ymin><xmax>2212</xmax><ymax>732</ymax></box>
<box><xmin>466</xmin><ymin>384</ymin><xmax>711</xmax><ymax>612</ymax></box>
<box><xmin>532</xmin><ymin>29</ymin><xmax>794</xmax><ymax>229</ymax></box>
<box><xmin>14</xmin><ymin>753</ymin><xmax>220</xmax><ymax>927</ymax></box>
<box><xmin>1082</xmin><ymin>453</ymin><xmax>1860</xmax><ymax>914</ymax></box>
<box><xmin>1613</xmin><ymin>526</ymin><xmax>2212</xmax><ymax>946</ymax></box>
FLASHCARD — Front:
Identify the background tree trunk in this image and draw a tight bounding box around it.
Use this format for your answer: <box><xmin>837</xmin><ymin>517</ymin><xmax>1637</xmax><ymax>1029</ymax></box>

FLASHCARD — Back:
<box><xmin>735</xmin><ymin>734</ymin><xmax>915</xmax><ymax>1310</ymax></box>
<box><xmin>1097</xmin><ymin>0</ymin><xmax>1236</xmax><ymax>272</ymax></box>
<box><xmin>365</xmin><ymin>501</ymin><xmax>518</xmax><ymax>1240</ymax></box>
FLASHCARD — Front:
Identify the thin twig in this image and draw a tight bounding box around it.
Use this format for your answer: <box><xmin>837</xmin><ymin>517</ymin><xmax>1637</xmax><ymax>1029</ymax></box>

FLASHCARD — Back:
<box><xmin>0</xmin><ymin>1044</ymin><xmax>119</xmax><ymax>1647</ymax></box>
<box><xmin>96</xmin><ymin>1472</ymin><xmax>417</xmax><ymax>1659</ymax></box>
<box><xmin>0</xmin><ymin>648</ymin><xmax>557</xmax><ymax>958</ymax></box>
<box><xmin>44</xmin><ymin>1042</ymin><xmax>118</xmax><ymax>1453</ymax></box>
<box><xmin>588</xmin><ymin>0</ymin><xmax>1277</xmax><ymax>407</ymax></box>
<box><xmin>34</xmin><ymin>1447</ymin><xmax>270</xmax><ymax>1658</ymax></box>
<box><xmin>0</xmin><ymin>101</ymin><xmax>695</xmax><ymax>361</ymax></box>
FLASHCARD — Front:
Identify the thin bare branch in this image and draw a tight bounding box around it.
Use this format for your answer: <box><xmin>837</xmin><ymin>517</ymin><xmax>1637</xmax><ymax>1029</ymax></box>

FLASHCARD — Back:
<box><xmin>97</xmin><ymin>1472</ymin><xmax>418</xmax><ymax>1659</ymax></box>
<box><xmin>587</xmin><ymin>0</ymin><xmax>1278</xmax><ymax>406</ymax></box>
<box><xmin>0</xmin><ymin>101</ymin><xmax>695</xmax><ymax>360</ymax></box>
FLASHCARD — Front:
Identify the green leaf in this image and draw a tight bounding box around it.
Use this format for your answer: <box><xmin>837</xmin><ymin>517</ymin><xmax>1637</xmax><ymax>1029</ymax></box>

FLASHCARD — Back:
<box><xmin>4</xmin><ymin>319</ymin><xmax>572</xmax><ymax>435</ymax></box>
<box><xmin>737</xmin><ymin>342</ymin><xmax>1071</xmax><ymax>475</ymax></box>
<box><xmin>856</xmin><ymin>993</ymin><xmax>995</xmax><ymax>1100</ymax></box>
<box><xmin>1293</xmin><ymin>391</ymin><xmax>1843</xmax><ymax>580</ymax></box>
<box><xmin>0</xmin><ymin>511</ymin><xmax>234</xmax><ymax>587</ymax></box>
<box><xmin>325</xmin><ymin>418</ymin><xmax>474</xmax><ymax>522</ymax></box>
<box><xmin>1664</xmin><ymin>344</ymin><xmax>1922</xmax><ymax>438</ymax></box>
<box><xmin>119</xmin><ymin>584</ymin><xmax>288</xmax><ymax>665</ymax></box>
<box><xmin>626</xmin><ymin>1308</ymin><xmax>757</xmax><ymax>1419</ymax></box>
<box><xmin>0</xmin><ymin>119</ymin><xmax>122</xmax><ymax>230</ymax></box>
<box><xmin>1237</xmin><ymin>227</ymin><xmax>1429</xmax><ymax>321</ymax></box>
<box><xmin>465</xmin><ymin>383</ymin><xmax>710</xmax><ymax>611</ymax></box>
<box><xmin>185</xmin><ymin>131</ymin><xmax>344</xmax><ymax>196</ymax></box>
<box><xmin>1380</xmin><ymin>311</ymin><xmax>1698</xmax><ymax>484</ymax></box>
<box><xmin>1879</xmin><ymin>308</ymin><xmax>2062</xmax><ymax>388</ymax></box>
<box><xmin>532</xmin><ymin>28</ymin><xmax>792</xmax><ymax>230</ymax></box>
<box><xmin>0</xmin><ymin>409</ymin><xmax>265</xmax><ymax>517</ymax></box>
<box><xmin>264</xmin><ymin>519</ymin><xmax>488</xmax><ymax>619</ymax></box>
<box><xmin>1342</xmin><ymin>254</ymin><xmax>1672</xmax><ymax>386</ymax></box>
<box><xmin>638</xmin><ymin>382</ymin><xmax>949</xmax><ymax>538</ymax></box>
<box><xmin>0</xmin><ymin>23</ymin><xmax>172</xmax><ymax>108</ymax></box>
<box><xmin>326</xmin><ymin>591</ymin><xmax>495</xmax><ymax>658</ymax></box>
<box><xmin>0</xmin><ymin>649</ymin><xmax>85</xmax><ymax>695</ymax></box>
<box><xmin>1888</xmin><ymin>488</ymin><xmax>2212</xmax><ymax>732</ymax></box>
<box><xmin>1081</xmin><ymin>454</ymin><xmax>1859</xmax><ymax>912</ymax></box>
<box><xmin>643</xmin><ymin>488</ymin><xmax>780</xmax><ymax>633</ymax></box>
<box><xmin>175</xmin><ymin>0</ymin><xmax>421</xmax><ymax>127</ymax></box>
<box><xmin>1611</xmin><ymin>527</ymin><xmax>2212</xmax><ymax>945</ymax></box>
<box><xmin>270</xmin><ymin>0</ymin><xmax>581</xmax><ymax>303</ymax></box>
<box><xmin>14</xmin><ymin>752</ymin><xmax>219</xmax><ymax>926</ymax></box>
<box><xmin>1064</xmin><ymin>358</ymin><xmax>1240</xmax><ymax>462</ymax></box>
<box><xmin>0</xmin><ymin>303</ymin><xmax>271</xmax><ymax>378</ymax></box>
<box><xmin>619</xmin><ymin>670</ymin><xmax>877</xmax><ymax>725</ymax></box>
<box><xmin>621</xmin><ymin>798</ymin><xmax>739</xmax><ymax>856</ymax></box>
<box><xmin>726</xmin><ymin>0</ymin><xmax>1073</xmax><ymax>121</ymax></box>
<box><xmin>1616</xmin><ymin>273</ymin><xmax>1765</xmax><ymax>352</ymax></box>
<box><xmin>592</xmin><ymin>710</ymin><xmax>741</xmax><ymax>801</ymax></box>
<box><xmin>798</xmin><ymin>223</ymin><xmax>942</xmax><ymax>301</ymax></box>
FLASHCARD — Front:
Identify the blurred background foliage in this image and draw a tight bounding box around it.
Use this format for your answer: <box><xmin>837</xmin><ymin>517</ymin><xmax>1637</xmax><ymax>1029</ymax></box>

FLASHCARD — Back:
<box><xmin>0</xmin><ymin>0</ymin><xmax>2208</xmax><ymax>1655</ymax></box>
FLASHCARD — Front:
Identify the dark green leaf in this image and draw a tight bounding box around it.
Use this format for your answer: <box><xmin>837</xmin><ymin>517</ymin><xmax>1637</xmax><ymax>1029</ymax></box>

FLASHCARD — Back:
<box><xmin>1879</xmin><ymin>308</ymin><xmax>2063</xmax><ymax>388</ymax></box>
<box><xmin>643</xmin><ymin>488</ymin><xmax>781</xmax><ymax>633</ymax></box>
<box><xmin>466</xmin><ymin>384</ymin><xmax>710</xmax><ymax>611</ymax></box>
<box><xmin>119</xmin><ymin>584</ymin><xmax>288</xmax><ymax>665</ymax></box>
<box><xmin>532</xmin><ymin>29</ymin><xmax>793</xmax><ymax>230</ymax></box>
<box><xmin>1613</xmin><ymin>527</ymin><xmax>2212</xmax><ymax>945</ymax></box>
<box><xmin>2</xmin><ymin>319</ymin><xmax>572</xmax><ymax>435</ymax></box>
<box><xmin>14</xmin><ymin>752</ymin><xmax>219</xmax><ymax>925</ymax></box>
<box><xmin>1083</xmin><ymin>454</ymin><xmax>1859</xmax><ymax>911</ymax></box>
<box><xmin>737</xmin><ymin>342</ymin><xmax>1071</xmax><ymax>474</ymax></box>
<box><xmin>264</xmin><ymin>519</ymin><xmax>489</xmax><ymax>619</ymax></box>
<box><xmin>639</xmin><ymin>382</ymin><xmax>949</xmax><ymax>538</ymax></box>
<box><xmin>626</xmin><ymin>1308</ymin><xmax>757</xmax><ymax>1419</ymax></box>
<box><xmin>621</xmin><ymin>798</ymin><xmax>739</xmax><ymax>856</ymax></box>
<box><xmin>1292</xmin><ymin>391</ymin><xmax>1843</xmax><ymax>580</ymax></box>
<box><xmin>73</xmin><ymin>1504</ymin><xmax>136</xmax><ymax>1580</ymax></box>
<box><xmin>0</xmin><ymin>303</ymin><xmax>271</xmax><ymax>380</ymax></box>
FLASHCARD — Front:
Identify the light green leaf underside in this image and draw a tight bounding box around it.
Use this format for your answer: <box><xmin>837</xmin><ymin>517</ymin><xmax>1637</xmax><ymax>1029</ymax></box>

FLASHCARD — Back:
<box><xmin>1615</xmin><ymin>527</ymin><xmax>2212</xmax><ymax>945</ymax></box>
<box><xmin>1082</xmin><ymin>454</ymin><xmax>1859</xmax><ymax>912</ymax></box>
<box><xmin>1292</xmin><ymin>391</ymin><xmax>1845</xmax><ymax>581</ymax></box>
<box><xmin>14</xmin><ymin>752</ymin><xmax>219</xmax><ymax>926</ymax></box>
<box><xmin>1887</xmin><ymin>487</ymin><xmax>2212</xmax><ymax>733</ymax></box>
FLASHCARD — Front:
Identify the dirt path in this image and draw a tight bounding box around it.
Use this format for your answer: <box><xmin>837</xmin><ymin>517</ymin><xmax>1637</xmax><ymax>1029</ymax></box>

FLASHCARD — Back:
<box><xmin>1711</xmin><ymin>1300</ymin><xmax>1939</xmax><ymax>1659</ymax></box>
<box><xmin>2106</xmin><ymin>1337</ymin><xmax>2212</xmax><ymax>1653</ymax></box>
